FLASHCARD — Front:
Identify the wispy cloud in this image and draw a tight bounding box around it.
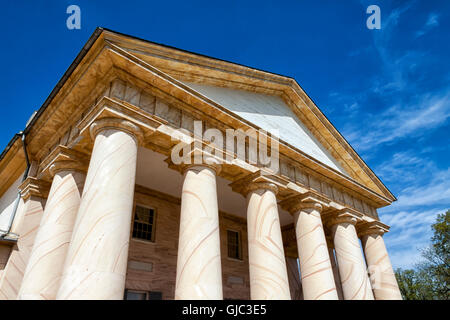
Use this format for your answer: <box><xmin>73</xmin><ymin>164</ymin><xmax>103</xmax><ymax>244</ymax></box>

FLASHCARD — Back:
<box><xmin>379</xmin><ymin>207</ymin><xmax>445</xmax><ymax>269</ymax></box>
<box><xmin>376</xmin><ymin>149</ymin><xmax>450</xmax><ymax>212</ymax></box>
<box><xmin>415</xmin><ymin>13</ymin><xmax>439</xmax><ymax>38</ymax></box>
<box><xmin>338</xmin><ymin>6</ymin><xmax>450</xmax><ymax>155</ymax></box>
<box><xmin>375</xmin><ymin>151</ymin><xmax>435</xmax><ymax>184</ymax></box>
<box><xmin>394</xmin><ymin>170</ymin><xmax>450</xmax><ymax>209</ymax></box>
<box><xmin>344</xmin><ymin>92</ymin><xmax>450</xmax><ymax>152</ymax></box>
<box><xmin>377</xmin><ymin>151</ymin><xmax>450</xmax><ymax>269</ymax></box>
<box><xmin>338</xmin><ymin>3</ymin><xmax>450</xmax><ymax>270</ymax></box>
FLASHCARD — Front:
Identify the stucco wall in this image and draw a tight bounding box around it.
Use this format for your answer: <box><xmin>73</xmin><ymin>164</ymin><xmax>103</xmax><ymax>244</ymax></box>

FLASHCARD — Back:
<box><xmin>0</xmin><ymin>173</ymin><xmax>24</xmax><ymax>235</ymax></box>
<box><xmin>181</xmin><ymin>81</ymin><xmax>348</xmax><ymax>175</ymax></box>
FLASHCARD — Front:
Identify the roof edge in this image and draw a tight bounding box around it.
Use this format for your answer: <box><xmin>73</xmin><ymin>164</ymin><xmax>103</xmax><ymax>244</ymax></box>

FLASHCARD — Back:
<box><xmin>0</xmin><ymin>27</ymin><xmax>396</xmax><ymax>203</ymax></box>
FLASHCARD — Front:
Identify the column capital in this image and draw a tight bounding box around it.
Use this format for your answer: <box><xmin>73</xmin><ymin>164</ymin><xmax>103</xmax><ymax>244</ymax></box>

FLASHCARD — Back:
<box><xmin>76</xmin><ymin>96</ymin><xmax>159</xmax><ymax>146</ymax></box>
<box><xmin>229</xmin><ymin>170</ymin><xmax>289</xmax><ymax>197</ymax></box>
<box><xmin>89</xmin><ymin>117</ymin><xmax>144</xmax><ymax>144</ymax></box>
<box><xmin>18</xmin><ymin>177</ymin><xmax>50</xmax><ymax>201</ymax></box>
<box><xmin>322</xmin><ymin>207</ymin><xmax>364</xmax><ymax>228</ymax></box>
<box><xmin>279</xmin><ymin>191</ymin><xmax>330</xmax><ymax>215</ymax></box>
<box><xmin>166</xmin><ymin>143</ymin><xmax>223</xmax><ymax>175</ymax></box>
<box><xmin>357</xmin><ymin>220</ymin><xmax>390</xmax><ymax>238</ymax></box>
<box><xmin>38</xmin><ymin>145</ymin><xmax>89</xmax><ymax>180</ymax></box>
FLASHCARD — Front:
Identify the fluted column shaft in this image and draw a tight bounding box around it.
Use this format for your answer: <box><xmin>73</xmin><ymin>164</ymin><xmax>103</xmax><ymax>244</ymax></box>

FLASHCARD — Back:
<box><xmin>331</xmin><ymin>219</ymin><xmax>374</xmax><ymax>300</ymax></box>
<box><xmin>175</xmin><ymin>164</ymin><xmax>223</xmax><ymax>300</ymax></box>
<box><xmin>246</xmin><ymin>184</ymin><xmax>290</xmax><ymax>300</ymax></box>
<box><xmin>18</xmin><ymin>169</ymin><xmax>85</xmax><ymax>300</ymax></box>
<box><xmin>56</xmin><ymin>119</ymin><xmax>140</xmax><ymax>300</ymax></box>
<box><xmin>361</xmin><ymin>233</ymin><xmax>402</xmax><ymax>300</ymax></box>
<box><xmin>293</xmin><ymin>204</ymin><xmax>338</xmax><ymax>300</ymax></box>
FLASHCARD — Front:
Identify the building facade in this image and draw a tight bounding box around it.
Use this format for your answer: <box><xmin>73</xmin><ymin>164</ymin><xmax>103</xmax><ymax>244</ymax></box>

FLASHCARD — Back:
<box><xmin>0</xmin><ymin>28</ymin><xmax>402</xmax><ymax>300</ymax></box>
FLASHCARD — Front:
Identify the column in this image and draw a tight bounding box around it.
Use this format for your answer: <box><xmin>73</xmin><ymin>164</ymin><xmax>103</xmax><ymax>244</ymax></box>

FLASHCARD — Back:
<box><xmin>18</xmin><ymin>159</ymin><xmax>86</xmax><ymax>299</ymax></box>
<box><xmin>328</xmin><ymin>213</ymin><xmax>374</xmax><ymax>300</ymax></box>
<box><xmin>359</xmin><ymin>222</ymin><xmax>402</xmax><ymax>300</ymax></box>
<box><xmin>246</xmin><ymin>182</ymin><xmax>290</xmax><ymax>300</ymax></box>
<box><xmin>284</xmin><ymin>199</ymin><xmax>338</xmax><ymax>300</ymax></box>
<box><xmin>56</xmin><ymin>117</ymin><xmax>142</xmax><ymax>300</ymax></box>
<box><xmin>175</xmin><ymin>160</ymin><xmax>223</xmax><ymax>300</ymax></box>
<box><xmin>0</xmin><ymin>177</ymin><xmax>48</xmax><ymax>300</ymax></box>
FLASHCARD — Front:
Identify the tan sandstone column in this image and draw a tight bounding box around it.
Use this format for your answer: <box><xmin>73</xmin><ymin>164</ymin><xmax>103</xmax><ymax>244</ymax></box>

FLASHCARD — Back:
<box><xmin>327</xmin><ymin>212</ymin><xmax>374</xmax><ymax>300</ymax></box>
<box><xmin>56</xmin><ymin>118</ymin><xmax>142</xmax><ymax>300</ymax></box>
<box><xmin>246</xmin><ymin>182</ymin><xmax>290</xmax><ymax>300</ymax></box>
<box><xmin>281</xmin><ymin>196</ymin><xmax>338</xmax><ymax>300</ymax></box>
<box><xmin>18</xmin><ymin>158</ymin><xmax>86</xmax><ymax>299</ymax></box>
<box><xmin>175</xmin><ymin>159</ymin><xmax>223</xmax><ymax>300</ymax></box>
<box><xmin>359</xmin><ymin>222</ymin><xmax>402</xmax><ymax>300</ymax></box>
<box><xmin>0</xmin><ymin>177</ymin><xmax>49</xmax><ymax>300</ymax></box>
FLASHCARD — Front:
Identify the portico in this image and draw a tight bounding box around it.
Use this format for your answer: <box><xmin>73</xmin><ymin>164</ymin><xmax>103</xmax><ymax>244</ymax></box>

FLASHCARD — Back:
<box><xmin>0</xmin><ymin>28</ymin><xmax>401</xmax><ymax>300</ymax></box>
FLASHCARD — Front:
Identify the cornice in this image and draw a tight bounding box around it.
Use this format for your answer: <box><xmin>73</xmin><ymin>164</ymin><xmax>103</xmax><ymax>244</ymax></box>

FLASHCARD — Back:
<box><xmin>0</xmin><ymin>137</ymin><xmax>26</xmax><ymax>198</ymax></box>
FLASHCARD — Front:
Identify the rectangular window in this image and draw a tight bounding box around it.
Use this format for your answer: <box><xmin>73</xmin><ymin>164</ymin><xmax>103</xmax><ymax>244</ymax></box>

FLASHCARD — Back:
<box><xmin>124</xmin><ymin>290</ymin><xmax>163</xmax><ymax>300</ymax></box>
<box><xmin>124</xmin><ymin>290</ymin><xmax>147</xmax><ymax>300</ymax></box>
<box><xmin>132</xmin><ymin>205</ymin><xmax>156</xmax><ymax>242</ymax></box>
<box><xmin>227</xmin><ymin>230</ymin><xmax>242</xmax><ymax>260</ymax></box>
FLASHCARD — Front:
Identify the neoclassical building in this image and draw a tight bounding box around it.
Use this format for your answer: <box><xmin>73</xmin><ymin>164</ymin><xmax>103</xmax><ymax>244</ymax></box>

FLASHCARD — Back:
<box><xmin>0</xmin><ymin>28</ymin><xmax>402</xmax><ymax>300</ymax></box>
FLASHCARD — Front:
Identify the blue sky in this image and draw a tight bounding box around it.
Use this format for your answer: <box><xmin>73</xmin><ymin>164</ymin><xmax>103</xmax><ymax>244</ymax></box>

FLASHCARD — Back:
<box><xmin>0</xmin><ymin>0</ymin><xmax>448</xmax><ymax>269</ymax></box>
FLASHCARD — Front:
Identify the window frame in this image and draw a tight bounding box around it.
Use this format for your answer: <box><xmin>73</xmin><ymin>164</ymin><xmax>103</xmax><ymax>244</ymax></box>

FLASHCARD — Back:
<box><xmin>132</xmin><ymin>204</ymin><xmax>157</xmax><ymax>243</ymax></box>
<box><xmin>124</xmin><ymin>289</ymin><xmax>148</xmax><ymax>300</ymax></box>
<box><xmin>124</xmin><ymin>289</ymin><xmax>163</xmax><ymax>300</ymax></box>
<box><xmin>226</xmin><ymin>229</ymin><xmax>242</xmax><ymax>261</ymax></box>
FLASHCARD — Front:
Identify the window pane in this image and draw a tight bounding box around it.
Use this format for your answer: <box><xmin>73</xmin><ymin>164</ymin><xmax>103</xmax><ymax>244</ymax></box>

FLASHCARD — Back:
<box><xmin>227</xmin><ymin>230</ymin><xmax>241</xmax><ymax>259</ymax></box>
<box><xmin>125</xmin><ymin>291</ymin><xmax>146</xmax><ymax>300</ymax></box>
<box><xmin>133</xmin><ymin>206</ymin><xmax>156</xmax><ymax>242</ymax></box>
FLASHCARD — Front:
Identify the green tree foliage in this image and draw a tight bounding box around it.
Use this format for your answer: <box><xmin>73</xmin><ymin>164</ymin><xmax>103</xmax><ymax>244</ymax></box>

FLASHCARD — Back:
<box><xmin>395</xmin><ymin>210</ymin><xmax>450</xmax><ymax>300</ymax></box>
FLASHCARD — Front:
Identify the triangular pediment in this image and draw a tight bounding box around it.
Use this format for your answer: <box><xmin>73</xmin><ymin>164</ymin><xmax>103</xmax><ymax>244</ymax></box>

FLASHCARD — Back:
<box><xmin>0</xmin><ymin>28</ymin><xmax>394</xmax><ymax>206</ymax></box>
<box><xmin>100</xmin><ymin>29</ymin><xmax>394</xmax><ymax>203</ymax></box>
<box><xmin>178</xmin><ymin>81</ymin><xmax>348</xmax><ymax>175</ymax></box>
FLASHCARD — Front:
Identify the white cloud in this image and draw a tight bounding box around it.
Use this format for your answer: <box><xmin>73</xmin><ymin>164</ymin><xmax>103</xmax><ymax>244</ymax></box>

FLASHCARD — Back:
<box><xmin>377</xmin><ymin>157</ymin><xmax>450</xmax><ymax>269</ymax></box>
<box><xmin>340</xmin><ymin>7</ymin><xmax>450</xmax><ymax>154</ymax></box>
<box><xmin>395</xmin><ymin>172</ymin><xmax>450</xmax><ymax>208</ymax></box>
<box><xmin>415</xmin><ymin>13</ymin><xmax>439</xmax><ymax>38</ymax></box>
<box><xmin>344</xmin><ymin>92</ymin><xmax>450</xmax><ymax>152</ymax></box>
<box><xmin>377</xmin><ymin>150</ymin><xmax>450</xmax><ymax>211</ymax></box>
<box><xmin>340</xmin><ymin>3</ymin><xmax>449</xmax><ymax>270</ymax></box>
<box><xmin>379</xmin><ymin>207</ymin><xmax>445</xmax><ymax>269</ymax></box>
